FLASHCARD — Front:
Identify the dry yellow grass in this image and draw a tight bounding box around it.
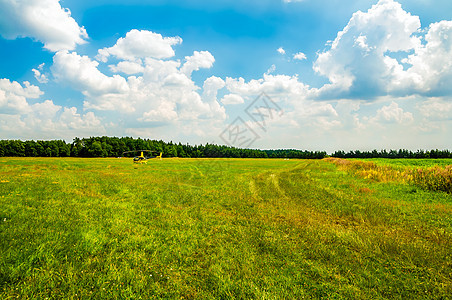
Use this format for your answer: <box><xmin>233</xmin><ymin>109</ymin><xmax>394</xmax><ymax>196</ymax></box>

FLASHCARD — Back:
<box><xmin>325</xmin><ymin>157</ymin><xmax>452</xmax><ymax>193</ymax></box>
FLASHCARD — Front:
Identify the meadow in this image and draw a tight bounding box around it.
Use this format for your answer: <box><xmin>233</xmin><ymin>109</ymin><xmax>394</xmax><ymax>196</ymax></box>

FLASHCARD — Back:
<box><xmin>0</xmin><ymin>157</ymin><xmax>451</xmax><ymax>299</ymax></box>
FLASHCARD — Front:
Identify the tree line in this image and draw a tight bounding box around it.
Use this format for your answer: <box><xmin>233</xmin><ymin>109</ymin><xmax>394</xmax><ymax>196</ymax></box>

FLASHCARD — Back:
<box><xmin>332</xmin><ymin>149</ymin><xmax>452</xmax><ymax>159</ymax></box>
<box><xmin>0</xmin><ymin>137</ymin><xmax>326</xmax><ymax>159</ymax></box>
<box><xmin>1</xmin><ymin>137</ymin><xmax>450</xmax><ymax>159</ymax></box>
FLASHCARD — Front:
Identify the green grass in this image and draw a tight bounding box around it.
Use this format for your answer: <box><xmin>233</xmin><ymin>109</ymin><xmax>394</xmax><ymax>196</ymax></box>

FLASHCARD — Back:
<box><xmin>0</xmin><ymin>157</ymin><xmax>451</xmax><ymax>299</ymax></box>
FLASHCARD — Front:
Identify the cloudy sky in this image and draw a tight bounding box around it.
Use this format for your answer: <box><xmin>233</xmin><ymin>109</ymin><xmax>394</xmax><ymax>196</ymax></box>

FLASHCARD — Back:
<box><xmin>0</xmin><ymin>0</ymin><xmax>451</xmax><ymax>152</ymax></box>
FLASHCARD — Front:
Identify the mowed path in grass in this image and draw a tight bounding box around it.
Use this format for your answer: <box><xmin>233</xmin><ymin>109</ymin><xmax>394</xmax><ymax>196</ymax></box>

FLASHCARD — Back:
<box><xmin>0</xmin><ymin>157</ymin><xmax>451</xmax><ymax>299</ymax></box>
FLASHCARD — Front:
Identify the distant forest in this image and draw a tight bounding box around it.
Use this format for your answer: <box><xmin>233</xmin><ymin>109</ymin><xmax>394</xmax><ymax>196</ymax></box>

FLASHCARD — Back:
<box><xmin>332</xmin><ymin>149</ymin><xmax>452</xmax><ymax>159</ymax></box>
<box><xmin>0</xmin><ymin>137</ymin><xmax>450</xmax><ymax>159</ymax></box>
<box><xmin>0</xmin><ymin>137</ymin><xmax>325</xmax><ymax>159</ymax></box>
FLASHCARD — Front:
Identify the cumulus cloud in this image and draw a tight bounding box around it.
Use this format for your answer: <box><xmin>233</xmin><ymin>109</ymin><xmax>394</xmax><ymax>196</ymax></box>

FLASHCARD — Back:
<box><xmin>201</xmin><ymin>76</ymin><xmax>227</xmax><ymax>119</ymax></box>
<box><xmin>109</xmin><ymin>61</ymin><xmax>145</xmax><ymax>75</ymax></box>
<box><xmin>300</xmin><ymin>103</ymin><xmax>338</xmax><ymax>118</ymax></box>
<box><xmin>180</xmin><ymin>51</ymin><xmax>215</xmax><ymax>76</ymax></box>
<box><xmin>0</xmin><ymin>79</ymin><xmax>104</xmax><ymax>139</ymax></box>
<box><xmin>313</xmin><ymin>0</ymin><xmax>422</xmax><ymax>99</ymax></box>
<box><xmin>142</xmin><ymin>58</ymin><xmax>181</xmax><ymax>82</ymax></box>
<box><xmin>140</xmin><ymin>101</ymin><xmax>178</xmax><ymax>122</ymax></box>
<box><xmin>50</xmin><ymin>31</ymin><xmax>225</xmax><ymax>131</ymax></box>
<box><xmin>277</xmin><ymin>47</ymin><xmax>286</xmax><ymax>55</ymax></box>
<box><xmin>402</xmin><ymin>21</ymin><xmax>452</xmax><ymax>96</ymax></box>
<box><xmin>96</xmin><ymin>29</ymin><xmax>182</xmax><ymax>62</ymax></box>
<box><xmin>85</xmin><ymin>29</ymin><xmax>218</xmax><ymax>124</ymax></box>
<box><xmin>18</xmin><ymin>102</ymin><xmax>103</xmax><ymax>139</ymax></box>
<box><xmin>371</xmin><ymin>101</ymin><xmax>414</xmax><ymax>124</ymax></box>
<box><xmin>418</xmin><ymin>98</ymin><xmax>452</xmax><ymax>120</ymax></box>
<box><xmin>293</xmin><ymin>52</ymin><xmax>307</xmax><ymax>60</ymax></box>
<box><xmin>52</xmin><ymin>50</ymin><xmax>129</xmax><ymax>109</ymax></box>
<box><xmin>266</xmin><ymin>64</ymin><xmax>276</xmax><ymax>74</ymax></box>
<box><xmin>202</xmin><ymin>76</ymin><xmax>225</xmax><ymax>106</ymax></box>
<box><xmin>0</xmin><ymin>79</ymin><xmax>42</xmax><ymax>114</ymax></box>
<box><xmin>203</xmin><ymin>76</ymin><xmax>225</xmax><ymax>95</ymax></box>
<box><xmin>32</xmin><ymin>63</ymin><xmax>49</xmax><ymax>83</ymax></box>
<box><xmin>0</xmin><ymin>0</ymin><xmax>87</xmax><ymax>51</ymax></box>
<box><xmin>226</xmin><ymin>74</ymin><xmax>308</xmax><ymax>97</ymax></box>
<box><xmin>222</xmin><ymin>72</ymin><xmax>345</xmax><ymax>133</ymax></box>
<box><xmin>221</xmin><ymin>94</ymin><xmax>244</xmax><ymax>105</ymax></box>
<box><xmin>312</xmin><ymin>0</ymin><xmax>452</xmax><ymax>100</ymax></box>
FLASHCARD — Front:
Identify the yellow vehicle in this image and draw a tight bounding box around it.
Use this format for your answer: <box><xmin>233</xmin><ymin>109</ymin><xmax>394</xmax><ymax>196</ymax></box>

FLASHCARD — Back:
<box><xmin>122</xmin><ymin>150</ymin><xmax>162</xmax><ymax>164</ymax></box>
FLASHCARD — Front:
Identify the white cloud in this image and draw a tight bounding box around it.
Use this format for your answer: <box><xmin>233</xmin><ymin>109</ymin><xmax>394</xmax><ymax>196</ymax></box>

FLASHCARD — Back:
<box><xmin>0</xmin><ymin>79</ymin><xmax>42</xmax><ymax>114</ymax></box>
<box><xmin>353</xmin><ymin>35</ymin><xmax>371</xmax><ymax>53</ymax></box>
<box><xmin>266</xmin><ymin>64</ymin><xmax>276</xmax><ymax>74</ymax></box>
<box><xmin>334</xmin><ymin>100</ymin><xmax>363</xmax><ymax>130</ymax></box>
<box><xmin>202</xmin><ymin>76</ymin><xmax>225</xmax><ymax>105</ymax></box>
<box><xmin>418</xmin><ymin>98</ymin><xmax>452</xmax><ymax>120</ymax></box>
<box><xmin>371</xmin><ymin>101</ymin><xmax>414</xmax><ymax>124</ymax></box>
<box><xmin>0</xmin><ymin>79</ymin><xmax>104</xmax><ymax>140</ymax></box>
<box><xmin>180</xmin><ymin>51</ymin><xmax>215</xmax><ymax>76</ymax></box>
<box><xmin>96</xmin><ymin>29</ymin><xmax>182</xmax><ymax>62</ymax></box>
<box><xmin>0</xmin><ymin>79</ymin><xmax>43</xmax><ymax>100</ymax></box>
<box><xmin>311</xmin><ymin>0</ymin><xmax>452</xmax><ymax>101</ymax></box>
<box><xmin>277</xmin><ymin>47</ymin><xmax>286</xmax><ymax>55</ymax></box>
<box><xmin>0</xmin><ymin>0</ymin><xmax>87</xmax><ymax>51</ymax></box>
<box><xmin>52</xmin><ymin>50</ymin><xmax>129</xmax><ymax>110</ymax></box>
<box><xmin>32</xmin><ymin>68</ymin><xmax>49</xmax><ymax>84</ymax></box>
<box><xmin>293</xmin><ymin>52</ymin><xmax>307</xmax><ymax>60</ymax></box>
<box><xmin>109</xmin><ymin>61</ymin><xmax>145</xmax><ymax>75</ymax></box>
<box><xmin>20</xmin><ymin>101</ymin><xmax>104</xmax><ymax>139</ymax></box>
<box><xmin>415</xmin><ymin>97</ymin><xmax>452</xmax><ymax>133</ymax></box>
<box><xmin>203</xmin><ymin>76</ymin><xmax>225</xmax><ymax>94</ymax></box>
<box><xmin>163</xmin><ymin>73</ymin><xmax>193</xmax><ymax>87</ymax></box>
<box><xmin>32</xmin><ymin>63</ymin><xmax>49</xmax><ymax>83</ymax></box>
<box><xmin>313</xmin><ymin>0</ymin><xmax>422</xmax><ymax>99</ymax></box>
<box><xmin>140</xmin><ymin>101</ymin><xmax>178</xmax><ymax>122</ymax></box>
<box><xmin>287</xmin><ymin>100</ymin><xmax>340</xmax><ymax>132</ymax></box>
<box><xmin>143</xmin><ymin>58</ymin><xmax>181</xmax><ymax>82</ymax></box>
<box><xmin>202</xmin><ymin>76</ymin><xmax>227</xmax><ymax>119</ymax></box>
<box><xmin>222</xmin><ymin>73</ymin><xmax>349</xmax><ymax>134</ymax></box>
<box><xmin>300</xmin><ymin>103</ymin><xmax>338</xmax><ymax>118</ymax></box>
<box><xmin>59</xmin><ymin>109</ymin><xmax>102</xmax><ymax>130</ymax></box>
<box><xmin>50</xmin><ymin>31</ymin><xmax>225</xmax><ymax>133</ymax></box>
<box><xmin>32</xmin><ymin>99</ymin><xmax>61</xmax><ymax>119</ymax></box>
<box><xmin>221</xmin><ymin>94</ymin><xmax>244</xmax><ymax>105</ymax></box>
<box><xmin>226</xmin><ymin>74</ymin><xmax>308</xmax><ymax>97</ymax></box>
<box><xmin>402</xmin><ymin>21</ymin><xmax>452</xmax><ymax>96</ymax></box>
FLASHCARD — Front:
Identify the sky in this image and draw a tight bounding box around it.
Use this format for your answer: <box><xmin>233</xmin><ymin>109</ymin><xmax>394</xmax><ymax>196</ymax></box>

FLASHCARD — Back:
<box><xmin>0</xmin><ymin>0</ymin><xmax>451</xmax><ymax>152</ymax></box>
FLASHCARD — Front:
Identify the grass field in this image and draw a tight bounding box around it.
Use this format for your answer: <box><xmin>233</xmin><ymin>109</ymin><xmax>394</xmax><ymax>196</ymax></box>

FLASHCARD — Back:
<box><xmin>0</xmin><ymin>157</ymin><xmax>451</xmax><ymax>299</ymax></box>
<box><xmin>365</xmin><ymin>158</ymin><xmax>452</xmax><ymax>168</ymax></box>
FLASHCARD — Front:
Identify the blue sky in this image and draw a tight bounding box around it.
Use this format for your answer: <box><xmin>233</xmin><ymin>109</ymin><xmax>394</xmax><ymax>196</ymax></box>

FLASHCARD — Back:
<box><xmin>0</xmin><ymin>0</ymin><xmax>451</xmax><ymax>152</ymax></box>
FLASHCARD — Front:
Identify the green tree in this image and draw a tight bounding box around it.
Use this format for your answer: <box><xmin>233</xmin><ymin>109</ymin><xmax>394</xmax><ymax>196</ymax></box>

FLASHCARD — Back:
<box><xmin>89</xmin><ymin>141</ymin><xmax>104</xmax><ymax>157</ymax></box>
<box><xmin>45</xmin><ymin>147</ymin><xmax>52</xmax><ymax>157</ymax></box>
